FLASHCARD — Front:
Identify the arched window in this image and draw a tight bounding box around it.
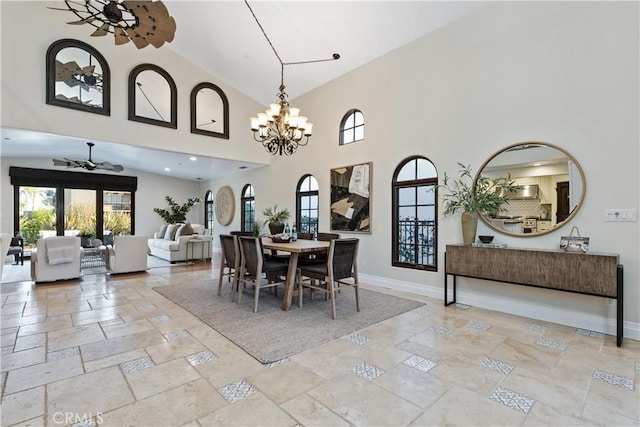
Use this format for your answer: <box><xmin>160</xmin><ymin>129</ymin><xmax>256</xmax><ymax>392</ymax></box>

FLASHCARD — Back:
<box><xmin>204</xmin><ymin>190</ymin><xmax>214</xmax><ymax>231</ymax></box>
<box><xmin>241</xmin><ymin>184</ymin><xmax>255</xmax><ymax>233</ymax></box>
<box><xmin>339</xmin><ymin>109</ymin><xmax>364</xmax><ymax>145</ymax></box>
<box><xmin>296</xmin><ymin>175</ymin><xmax>319</xmax><ymax>235</ymax></box>
<box><xmin>392</xmin><ymin>156</ymin><xmax>438</xmax><ymax>270</ymax></box>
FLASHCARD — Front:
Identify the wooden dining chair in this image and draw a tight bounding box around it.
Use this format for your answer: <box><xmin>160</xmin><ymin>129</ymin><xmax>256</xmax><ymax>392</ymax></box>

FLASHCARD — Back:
<box><xmin>218</xmin><ymin>234</ymin><xmax>241</xmax><ymax>300</ymax></box>
<box><xmin>297</xmin><ymin>238</ymin><xmax>360</xmax><ymax>319</ymax></box>
<box><xmin>237</xmin><ymin>236</ymin><xmax>289</xmax><ymax>313</ymax></box>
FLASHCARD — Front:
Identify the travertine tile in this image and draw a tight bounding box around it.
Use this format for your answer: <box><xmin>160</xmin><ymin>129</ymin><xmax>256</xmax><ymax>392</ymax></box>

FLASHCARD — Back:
<box><xmin>4</xmin><ymin>355</ymin><xmax>84</xmax><ymax>394</ymax></box>
<box><xmin>46</xmin><ymin>366</ymin><xmax>135</xmax><ymax>424</ymax></box>
<box><xmin>47</xmin><ymin>323</ymin><xmax>105</xmax><ymax>351</ymax></box>
<box><xmin>247</xmin><ymin>359</ymin><xmax>325</xmax><ymax>404</ymax></box>
<box><xmin>198</xmin><ymin>391</ymin><xmax>298</xmax><ymax>426</ymax></box>
<box><xmin>144</xmin><ymin>335</ymin><xmax>208</xmax><ymax>365</ymax></box>
<box><xmin>281</xmin><ymin>393</ymin><xmax>350</xmax><ymax>427</ymax></box>
<box><xmin>0</xmin><ymin>385</ymin><xmax>44</xmax><ymax>426</ymax></box>
<box><xmin>1</xmin><ymin>346</ymin><xmax>46</xmax><ymax>372</ymax></box>
<box><xmin>125</xmin><ymin>358</ymin><xmax>202</xmax><ymax>400</ymax></box>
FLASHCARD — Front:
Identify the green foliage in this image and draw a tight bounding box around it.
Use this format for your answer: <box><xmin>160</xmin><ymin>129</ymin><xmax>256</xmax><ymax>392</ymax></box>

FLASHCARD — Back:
<box><xmin>252</xmin><ymin>219</ymin><xmax>263</xmax><ymax>237</ymax></box>
<box><xmin>20</xmin><ymin>208</ymin><xmax>55</xmax><ymax>245</ymax></box>
<box><xmin>261</xmin><ymin>205</ymin><xmax>291</xmax><ymax>226</ymax></box>
<box><xmin>439</xmin><ymin>163</ymin><xmax>520</xmax><ymax>217</ymax></box>
<box><xmin>104</xmin><ymin>211</ymin><xmax>131</xmax><ymax>236</ymax></box>
<box><xmin>153</xmin><ymin>196</ymin><xmax>201</xmax><ymax>224</ymax></box>
<box><xmin>65</xmin><ymin>202</ymin><xmax>96</xmax><ymax>236</ymax></box>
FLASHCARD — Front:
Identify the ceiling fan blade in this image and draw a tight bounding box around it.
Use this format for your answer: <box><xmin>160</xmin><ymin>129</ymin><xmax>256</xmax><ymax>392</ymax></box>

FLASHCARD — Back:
<box><xmin>91</xmin><ymin>23</ymin><xmax>110</xmax><ymax>37</ymax></box>
<box><xmin>114</xmin><ymin>28</ymin><xmax>130</xmax><ymax>45</ymax></box>
<box><xmin>67</xmin><ymin>17</ymin><xmax>96</xmax><ymax>25</ymax></box>
<box><xmin>96</xmin><ymin>162</ymin><xmax>124</xmax><ymax>172</ymax></box>
<box><xmin>53</xmin><ymin>158</ymin><xmax>70</xmax><ymax>167</ymax></box>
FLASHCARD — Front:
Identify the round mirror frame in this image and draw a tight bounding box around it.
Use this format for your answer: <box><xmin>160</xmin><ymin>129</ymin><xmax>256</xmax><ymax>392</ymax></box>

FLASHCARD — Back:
<box><xmin>475</xmin><ymin>141</ymin><xmax>587</xmax><ymax>237</ymax></box>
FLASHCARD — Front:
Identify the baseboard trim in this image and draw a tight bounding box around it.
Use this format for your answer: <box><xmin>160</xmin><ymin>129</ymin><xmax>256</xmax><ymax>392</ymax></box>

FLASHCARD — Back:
<box><xmin>359</xmin><ymin>273</ymin><xmax>639</xmax><ymax>342</ymax></box>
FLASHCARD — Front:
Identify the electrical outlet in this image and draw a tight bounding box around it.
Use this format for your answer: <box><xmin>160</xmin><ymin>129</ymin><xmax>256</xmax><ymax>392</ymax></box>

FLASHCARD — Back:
<box><xmin>605</xmin><ymin>209</ymin><xmax>637</xmax><ymax>222</ymax></box>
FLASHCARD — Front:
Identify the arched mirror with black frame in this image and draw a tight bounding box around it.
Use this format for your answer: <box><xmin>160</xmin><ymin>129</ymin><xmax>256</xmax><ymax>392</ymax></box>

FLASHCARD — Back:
<box><xmin>46</xmin><ymin>39</ymin><xmax>110</xmax><ymax>116</ymax></box>
<box><xmin>190</xmin><ymin>82</ymin><xmax>229</xmax><ymax>139</ymax></box>
<box><xmin>476</xmin><ymin>142</ymin><xmax>586</xmax><ymax>237</ymax></box>
<box><xmin>128</xmin><ymin>63</ymin><xmax>177</xmax><ymax>129</ymax></box>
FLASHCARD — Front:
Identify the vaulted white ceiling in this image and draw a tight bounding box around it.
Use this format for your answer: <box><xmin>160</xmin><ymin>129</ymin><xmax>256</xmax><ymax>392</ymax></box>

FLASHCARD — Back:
<box><xmin>1</xmin><ymin>1</ymin><xmax>487</xmax><ymax>181</ymax></box>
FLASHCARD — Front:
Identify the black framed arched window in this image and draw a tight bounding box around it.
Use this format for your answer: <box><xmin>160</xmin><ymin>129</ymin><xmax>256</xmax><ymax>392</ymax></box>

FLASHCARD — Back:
<box><xmin>339</xmin><ymin>109</ymin><xmax>364</xmax><ymax>145</ymax></box>
<box><xmin>392</xmin><ymin>156</ymin><xmax>438</xmax><ymax>271</ymax></box>
<box><xmin>241</xmin><ymin>184</ymin><xmax>255</xmax><ymax>233</ymax></box>
<box><xmin>204</xmin><ymin>190</ymin><xmax>214</xmax><ymax>231</ymax></box>
<box><xmin>128</xmin><ymin>63</ymin><xmax>177</xmax><ymax>129</ymax></box>
<box><xmin>296</xmin><ymin>174</ymin><xmax>319</xmax><ymax>235</ymax></box>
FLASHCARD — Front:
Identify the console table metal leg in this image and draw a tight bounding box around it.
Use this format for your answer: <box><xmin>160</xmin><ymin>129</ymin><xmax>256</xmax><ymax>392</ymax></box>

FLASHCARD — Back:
<box><xmin>616</xmin><ymin>264</ymin><xmax>623</xmax><ymax>347</ymax></box>
<box><xmin>444</xmin><ymin>273</ymin><xmax>457</xmax><ymax>306</ymax></box>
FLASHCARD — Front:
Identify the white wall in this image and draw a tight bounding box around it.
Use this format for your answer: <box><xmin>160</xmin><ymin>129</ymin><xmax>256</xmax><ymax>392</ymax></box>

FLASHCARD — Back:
<box><xmin>207</xmin><ymin>2</ymin><xmax>639</xmax><ymax>339</ymax></box>
<box><xmin>1</xmin><ymin>2</ymin><xmax>638</xmax><ymax>339</ymax></box>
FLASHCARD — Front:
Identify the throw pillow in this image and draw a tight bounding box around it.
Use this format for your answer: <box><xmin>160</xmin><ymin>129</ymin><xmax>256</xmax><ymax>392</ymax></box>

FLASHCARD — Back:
<box><xmin>158</xmin><ymin>224</ymin><xmax>168</xmax><ymax>238</ymax></box>
<box><xmin>164</xmin><ymin>224</ymin><xmax>180</xmax><ymax>240</ymax></box>
<box><xmin>175</xmin><ymin>222</ymin><xmax>194</xmax><ymax>238</ymax></box>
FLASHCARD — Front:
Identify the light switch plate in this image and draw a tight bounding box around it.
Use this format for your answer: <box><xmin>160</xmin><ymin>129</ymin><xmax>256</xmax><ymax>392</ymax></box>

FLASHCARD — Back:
<box><xmin>605</xmin><ymin>209</ymin><xmax>637</xmax><ymax>222</ymax></box>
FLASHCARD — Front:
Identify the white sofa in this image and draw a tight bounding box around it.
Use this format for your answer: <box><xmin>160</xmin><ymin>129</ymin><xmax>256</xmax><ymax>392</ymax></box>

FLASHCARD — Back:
<box><xmin>148</xmin><ymin>223</ymin><xmax>212</xmax><ymax>263</ymax></box>
<box><xmin>31</xmin><ymin>236</ymin><xmax>82</xmax><ymax>283</ymax></box>
<box><xmin>106</xmin><ymin>235</ymin><xmax>150</xmax><ymax>274</ymax></box>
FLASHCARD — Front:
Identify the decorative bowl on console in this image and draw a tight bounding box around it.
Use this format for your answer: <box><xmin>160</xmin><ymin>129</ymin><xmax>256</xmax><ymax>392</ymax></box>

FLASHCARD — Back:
<box><xmin>478</xmin><ymin>235</ymin><xmax>494</xmax><ymax>244</ymax></box>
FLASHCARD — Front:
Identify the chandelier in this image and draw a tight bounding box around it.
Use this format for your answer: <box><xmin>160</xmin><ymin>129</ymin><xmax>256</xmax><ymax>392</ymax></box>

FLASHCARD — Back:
<box><xmin>245</xmin><ymin>1</ymin><xmax>339</xmax><ymax>156</ymax></box>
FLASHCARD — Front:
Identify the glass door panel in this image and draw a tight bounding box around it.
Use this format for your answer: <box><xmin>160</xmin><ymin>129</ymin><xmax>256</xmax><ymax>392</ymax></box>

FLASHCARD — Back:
<box><xmin>18</xmin><ymin>186</ymin><xmax>57</xmax><ymax>249</ymax></box>
<box><xmin>103</xmin><ymin>191</ymin><xmax>132</xmax><ymax>245</ymax></box>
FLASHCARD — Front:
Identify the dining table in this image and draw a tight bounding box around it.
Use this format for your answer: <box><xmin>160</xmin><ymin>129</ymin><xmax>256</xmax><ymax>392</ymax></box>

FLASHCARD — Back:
<box><xmin>262</xmin><ymin>237</ymin><xmax>330</xmax><ymax>311</ymax></box>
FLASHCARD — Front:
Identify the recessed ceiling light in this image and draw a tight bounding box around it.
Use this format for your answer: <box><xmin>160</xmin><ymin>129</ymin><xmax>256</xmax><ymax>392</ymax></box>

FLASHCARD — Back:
<box><xmin>239</xmin><ymin>166</ymin><xmax>248</xmax><ymax>169</ymax></box>
<box><xmin>190</xmin><ymin>156</ymin><xmax>197</xmax><ymax>161</ymax></box>
<box><xmin>533</xmin><ymin>163</ymin><xmax>542</xmax><ymax>166</ymax></box>
<box><xmin>164</xmin><ymin>167</ymin><xmax>171</xmax><ymax>172</ymax></box>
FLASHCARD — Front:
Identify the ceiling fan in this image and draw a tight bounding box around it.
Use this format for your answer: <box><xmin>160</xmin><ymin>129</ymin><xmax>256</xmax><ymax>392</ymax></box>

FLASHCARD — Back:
<box><xmin>53</xmin><ymin>142</ymin><xmax>124</xmax><ymax>172</ymax></box>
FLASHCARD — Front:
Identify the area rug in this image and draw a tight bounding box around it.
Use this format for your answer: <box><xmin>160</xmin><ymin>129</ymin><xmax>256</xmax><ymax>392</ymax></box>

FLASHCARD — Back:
<box><xmin>153</xmin><ymin>280</ymin><xmax>424</xmax><ymax>364</ymax></box>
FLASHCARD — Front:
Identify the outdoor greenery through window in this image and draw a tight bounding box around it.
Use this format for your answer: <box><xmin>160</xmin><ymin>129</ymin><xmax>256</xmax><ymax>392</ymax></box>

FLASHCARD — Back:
<box><xmin>296</xmin><ymin>175</ymin><xmax>319</xmax><ymax>235</ymax></box>
<box><xmin>241</xmin><ymin>184</ymin><xmax>255</xmax><ymax>233</ymax></box>
<box><xmin>339</xmin><ymin>109</ymin><xmax>364</xmax><ymax>145</ymax></box>
<box><xmin>392</xmin><ymin>156</ymin><xmax>438</xmax><ymax>270</ymax></box>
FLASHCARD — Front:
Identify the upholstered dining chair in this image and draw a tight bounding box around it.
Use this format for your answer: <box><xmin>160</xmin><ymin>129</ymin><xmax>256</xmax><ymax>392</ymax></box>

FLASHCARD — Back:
<box><xmin>237</xmin><ymin>236</ymin><xmax>289</xmax><ymax>313</ymax></box>
<box><xmin>297</xmin><ymin>238</ymin><xmax>360</xmax><ymax>319</ymax></box>
<box><xmin>299</xmin><ymin>232</ymin><xmax>339</xmax><ymax>267</ymax></box>
<box><xmin>218</xmin><ymin>234</ymin><xmax>241</xmax><ymax>300</ymax></box>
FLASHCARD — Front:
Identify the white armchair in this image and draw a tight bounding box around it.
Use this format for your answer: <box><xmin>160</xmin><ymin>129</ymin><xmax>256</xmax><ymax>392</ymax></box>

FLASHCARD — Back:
<box><xmin>31</xmin><ymin>236</ymin><xmax>82</xmax><ymax>283</ymax></box>
<box><xmin>106</xmin><ymin>235</ymin><xmax>149</xmax><ymax>274</ymax></box>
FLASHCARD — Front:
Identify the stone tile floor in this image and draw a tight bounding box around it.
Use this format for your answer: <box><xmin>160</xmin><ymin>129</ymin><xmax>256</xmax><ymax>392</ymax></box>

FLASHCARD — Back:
<box><xmin>1</xmin><ymin>257</ymin><xmax>639</xmax><ymax>426</ymax></box>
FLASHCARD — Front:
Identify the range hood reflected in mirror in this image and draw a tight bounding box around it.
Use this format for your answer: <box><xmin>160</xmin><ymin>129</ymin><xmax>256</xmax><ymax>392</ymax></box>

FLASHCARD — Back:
<box><xmin>497</xmin><ymin>184</ymin><xmax>539</xmax><ymax>200</ymax></box>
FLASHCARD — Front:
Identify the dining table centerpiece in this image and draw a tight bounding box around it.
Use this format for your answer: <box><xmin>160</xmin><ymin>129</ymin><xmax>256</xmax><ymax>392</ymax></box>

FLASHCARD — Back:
<box><xmin>262</xmin><ymin>205</ymin><xmax>291</xmax><ymax>235</ymax></box>
<box><xmin>439</xmin><ymin>163</ymin><xmax>519</xmax><ymax>245</ymax></box>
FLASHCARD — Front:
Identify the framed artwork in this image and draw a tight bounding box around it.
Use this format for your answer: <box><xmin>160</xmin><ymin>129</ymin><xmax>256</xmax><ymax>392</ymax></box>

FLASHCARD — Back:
<box><xmin>190</xmin><ymin>82</ymin><xmax>229</xmax><ymax>139</ymax></box>
<box><xmin>46</xmin><ymin>39</ymin><xmax>110</xmax><ymax>116</ymax></box>
<box><xmin>330</xmin><ymin>162</ymin><xmax>372</xmax><ymax>233</ymax></box>
<box><xmin>128</xmin><ymin>63</ymin><xmax>177</xmax><ymax>128</ymax></box>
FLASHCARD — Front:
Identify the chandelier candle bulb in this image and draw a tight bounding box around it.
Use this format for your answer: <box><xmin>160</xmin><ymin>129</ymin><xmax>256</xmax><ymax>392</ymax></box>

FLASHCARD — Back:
<box><xmin>250</xmin><ymin>117</ymin><xmax>259</xmax><ymax>131</ymax></box>
<box><xmin>297</xmin><ymin>116</ymin><xmax>308</xmax><ymax>129</ymax></box>
<box><xmin>304</xmin><ymin>123</ymin><xmax>313</xmax><ymax>136</ymax></box>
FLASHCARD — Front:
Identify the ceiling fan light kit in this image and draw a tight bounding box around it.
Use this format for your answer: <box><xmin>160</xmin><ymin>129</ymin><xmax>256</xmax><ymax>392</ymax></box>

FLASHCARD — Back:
<box><xmin>49</xmin><ymin>0</ymin><xmax>176</xmax><ymax>49</ymax></box>
<box><xmin>53</xmin><ymin>142</ymin><xmax>124</xmax><ymax>172</ymax></box>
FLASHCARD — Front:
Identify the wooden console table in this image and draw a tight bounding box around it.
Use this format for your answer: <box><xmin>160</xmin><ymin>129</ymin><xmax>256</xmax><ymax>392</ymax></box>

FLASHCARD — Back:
<box><xmin>444</xmin><ymin>244</ymin><xmax>624</xmax><ymax>346</ymax></box>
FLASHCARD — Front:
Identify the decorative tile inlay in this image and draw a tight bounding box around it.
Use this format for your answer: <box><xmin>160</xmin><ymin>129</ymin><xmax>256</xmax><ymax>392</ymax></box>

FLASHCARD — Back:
<box><xmin>592</xmin><ymin>369</ymin><xmax>634</xmax><ymax>390</ymax></box>
<box><xmin>164</xmin><ymin>329</ymin><xmax>189</xmax><ymax>341</ymax></box>
<box><xmin>186</xmin><ymin>350</ymin><xmax>216</xmax><ymax>366</ymax></box>
<box><xmin>431</xmin><ymin>325</ymin><xmax>453</xmax><ymax>335</ymax></box>
<box><xmin>148</xmin><ymin>314</ymin><xmax>171</xmax><ymax>323</ymax></box>
<box><xmin>523</xmin><ymin>322</ymin><xmax>547</xmax><ymax>333</ymax></box>
<box><xmin>481</xmin><ymin>357</ymin><xmax>514</xmax><ymax>375</ymax></box>
<box><xmin>635</xmin><ymin>361</ymin><xmax>640</xmax><ymax>372</ymax></box>
<box><xmin>576</xmin><ymin>328</ymin><xmax>605</xmax><ymax>339</ymax></box>
<box><xmin>120</xmin><ymin>357</ymin><xmax>154</xmax><ymax>374</ymax></box>
<box><xmin>466</xmin><ymin>320</ymin><xmax>491</xmax><ymax>331</ymax></box>
<box><xmin>489</xmin><ymin>386</ymin><xmax>535</xmax><ymax>414</ymax></box>
<box><xmin>71</xmin><ymin>417</ymin><xmax>97</xmax><ymax>427</ymax></box>
<box><xmin>47</xmin><ymin>346</ymin><xmax>80</xmax><ymax>361</ymax></box>
<box><xmin>346</xmin><ymin>332</ymin><xmax>370</xmax><ymax>345</ymax></box>
<box><xmin>535</xmin><ymin>337</ymin><xmax>567</xmax><ymax>351</ymax></box>
<box><xmin>218</xmin><ymin>379</ymin><xmax>257</xmax><ymax>403</ymax></box>
<box><xmin>351</xmin><ymin>361</ymin><xmax>385</xmax><ymax>381</ymax></box>
<box><xmin>266</xmin><ymin>358</ymin><xmax>289</xmax><ymax>368</ymax></box>
<box><xmin>403</xmin><ymin>355</ymin><xmax>437</xmax><ymax>373</ymax></box>
<box><xmin>454</xmin><ymin>303</ymin><xmax>471</xmax><ymax>309</ymax></box>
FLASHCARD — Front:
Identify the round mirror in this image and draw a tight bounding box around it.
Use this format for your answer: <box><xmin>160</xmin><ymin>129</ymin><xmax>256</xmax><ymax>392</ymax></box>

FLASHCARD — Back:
<box><xmin>475</xmin><ymin>142</ymin><xmax>586</xmax><ymax>237</ymax></box>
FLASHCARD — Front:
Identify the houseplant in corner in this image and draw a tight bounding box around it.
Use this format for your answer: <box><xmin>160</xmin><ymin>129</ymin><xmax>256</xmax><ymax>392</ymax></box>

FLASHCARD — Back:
<box><xmin>262</xmin><ymin>205</ymin><xmax>291</xmax><ymax>235</ymax></box>
<box><xmin>440</xmin><ymin>163</ymin><xmax>518</xmax><ymax>245</ymax></box>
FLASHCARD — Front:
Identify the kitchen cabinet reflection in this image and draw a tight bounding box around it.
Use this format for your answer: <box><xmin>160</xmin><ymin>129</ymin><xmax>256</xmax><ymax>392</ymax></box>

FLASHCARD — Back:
<box><xmin>476</xmin><ymin>142</ymin><xmax>586</xmax><ymax>237</ymax></box>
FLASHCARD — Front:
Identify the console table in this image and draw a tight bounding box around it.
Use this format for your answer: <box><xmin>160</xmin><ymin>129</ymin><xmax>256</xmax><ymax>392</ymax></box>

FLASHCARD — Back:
<box><xmin>444</xmin><ymin>244</ymin><xmax>624</xmax><ymax>346</ymax></box>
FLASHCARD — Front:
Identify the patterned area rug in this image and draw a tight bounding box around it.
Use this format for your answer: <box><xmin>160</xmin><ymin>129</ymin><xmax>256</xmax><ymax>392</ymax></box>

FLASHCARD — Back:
<box><xmin>153</xmin><ymin>280</ymin><xmax>424</xmax><ymax>364</ymax></box>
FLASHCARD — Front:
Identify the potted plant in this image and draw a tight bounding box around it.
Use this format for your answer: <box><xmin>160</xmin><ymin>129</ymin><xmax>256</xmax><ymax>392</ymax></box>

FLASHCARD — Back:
<box><xmin>439</xmin><ymin>163</ymin><xmax>519</xmax><ymax>245</ymax></box>
<box><xmin>262</xmin><ymin>205</ymin><xmax>291</xmax><ymax>235</ymax></box>
<box><xmin>77</xmin><ymin>230</ymin><xmax>94</xmax><ymax>248</ymax></box>
<box><xmin>153</xmin><ymin>196</ymin><xmax>201</xmax><ymax>224</ymax></box>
